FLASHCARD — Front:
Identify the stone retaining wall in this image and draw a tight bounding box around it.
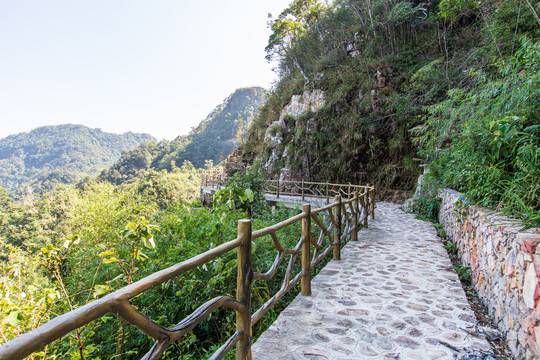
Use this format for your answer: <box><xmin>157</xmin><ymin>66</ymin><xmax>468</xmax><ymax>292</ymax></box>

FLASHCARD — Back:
<box><xmin>438</xmin><ymin>189</ymin><xmax>540</xmax><ymax>359</ymax></box>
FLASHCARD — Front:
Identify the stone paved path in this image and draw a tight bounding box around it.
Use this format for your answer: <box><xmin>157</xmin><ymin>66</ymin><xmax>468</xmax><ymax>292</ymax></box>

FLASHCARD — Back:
<box><xmin>264</xmin><ymin>194</ymin><xmax>330</xmax><ymax>209</ymax></box>
<box><xmin>251</xmin><ymin>202</ymin><xmax>492</xmax><ymax>360</ymax></box>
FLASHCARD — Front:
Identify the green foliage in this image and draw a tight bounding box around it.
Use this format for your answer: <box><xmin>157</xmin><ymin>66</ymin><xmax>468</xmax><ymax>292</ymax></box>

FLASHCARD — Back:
<box><xmin>169</xmin><ymin>88</ymin><xmax>268</xmax><ymax>169</ymax></box>
<box><xmin>2</xmin><ymin>1</ymin><xmax>540</xmax><ymax>358</ymax></box>
<box><xmin>433</xmin><ymin>223</ymin><xmax>447</xmax><ymax>239</ymax></box>
<box><xmin>214</xmin><ymin>187</ymin><xmax>254</xmax><ymax>211</ymax></box>
<box><xmin>410</xmin><ymin>174</ymin><xmax>442</xmax><ymax>223</ymax></box>
<box><xmin>0</xmin><ymin>124</ymin><xmax>154</xmax><ymax>197</ymax></box>
<box><xmin>241</xmin><ymin>0</ymin><xmax>539</xmax><ymax>197</ymax></box>
<box><xmin>0</xmin><ymin>159</ymin><xmax>325</xmax><ymax>359</ymax></box>
<box><xmin>388</xmin><ymin>2</ymin><xmax>428</xmax><ymax>23</ymax></box>
<box><xmin>266</xmin><ymin>0</ymin><xmax>328</xmax><ymax>66</ymax></box>
<box><xmin>222</xmin><ymin>167</ymin><xmax>269</xmax><ymax>216</ymax></box>
<box><xmin>99</xmin><ymin>216</ymin><xmax>160</xmax><ymax>287</ymax></box>
<box><xmin>444</xmin><ymin>241</ymin><xmax>459</xmax><ymax>256</ymax></box>
<box><xmin>0</xmin><ymin>247</ymin><xmax>54</xmax><ymax>353</ymax></box>
<box><xmin>416</xmin><ymin>37</ymin><xmax>540</xmax><ymax>227</ymax></box>
<box><xmin>443</xmin><ymin>241</ymin><xmax>471</xmax><ymax>284</ymax></box>
<box><xmin>243</xmin><ymin>0</ymin><xmax>449</xmax><ymax>189</ymax></box>
<box><xmin>454</xmin><ymin>264</ymin><xmax>472</xmax><ymax>283</ymax></box>
<box><xmin>438</xmin><ymin>0</ymin><xmax>477</xmax><ymax>20</ymax></box>
<box><xmin>136</xmin><ymin>162</ymin><xmax>201</xmax><ymax>208</ymax></box>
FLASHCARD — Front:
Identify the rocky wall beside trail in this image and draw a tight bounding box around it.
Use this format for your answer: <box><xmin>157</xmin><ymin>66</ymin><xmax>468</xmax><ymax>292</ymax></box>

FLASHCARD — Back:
<box><xmin>438</xmin><ymin>189</ymin><xmax>540</xmax><ymax>359</ymax></box>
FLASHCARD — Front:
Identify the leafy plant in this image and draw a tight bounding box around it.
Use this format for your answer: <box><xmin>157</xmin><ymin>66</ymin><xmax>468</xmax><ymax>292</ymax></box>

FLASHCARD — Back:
<box><xmin>444</xmin><ymin>241</ymin><xmax>459</xmax><ymax>256</ymax></box>
<box><xmin>410</xmin><ymin>174</ymin><xmax>442</xmax><ymax>223</ymax></box>
<box><xmin>454</xmin><ymin>264</ymin><xmax>472</xmax><ymax>283</ymax></box>
<box><xmin>416</xmin><ymin>37</ymin><xmax>540</xmax><ymax>227</ymax></box>
<box><xmin>222</xmin><ymin>167</ymin><xmax>269</xmax><ymax>216</ymax></box>
<box><xmin>213</xmin><ymin>187</ymin><xmax>254</xmax><ymax>212</ymax></box>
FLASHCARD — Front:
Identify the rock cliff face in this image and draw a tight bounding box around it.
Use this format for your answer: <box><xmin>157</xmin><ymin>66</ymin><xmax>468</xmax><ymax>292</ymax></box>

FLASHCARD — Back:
<box><xmin>239</xmin><ymin>62</ymin><xmax>419</xmax><ymax>198</ymax></box>
<box><xmin>278</xmin><ymin>89</ymin><xmax>326</xmax><ymax>121</ymax></box>
<box><xmin>263</xmin><ymin>90</ymin><xmax>326</xmax><ymax>177</ymax></box>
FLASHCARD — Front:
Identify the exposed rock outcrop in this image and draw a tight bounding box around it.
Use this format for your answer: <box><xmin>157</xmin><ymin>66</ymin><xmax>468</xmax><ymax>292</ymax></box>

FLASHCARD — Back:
<box><xmin>263</xmin><ymin>90</ymin><xmax>326</xmax><ymax>175</ymax></box>
<box><xmin>278</xmin><ymin>89</ymin><xmax>326</xmax><ymax>123</ymax></box>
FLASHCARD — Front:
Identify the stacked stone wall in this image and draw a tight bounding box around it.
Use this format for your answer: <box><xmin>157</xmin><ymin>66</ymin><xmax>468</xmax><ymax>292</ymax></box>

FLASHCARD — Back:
<box><xmin>438</xmin><ymin>189</ymin><xmax>540</xmax><ymax>359</ymax></box>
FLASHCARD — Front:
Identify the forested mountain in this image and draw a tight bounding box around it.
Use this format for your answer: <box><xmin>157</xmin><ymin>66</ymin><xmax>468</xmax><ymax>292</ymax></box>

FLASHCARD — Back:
<box><xmin>0</xmin><ymin>125</ymin><xmax>155</xmax><ymax>196</ymax></box>
<box><xmin>238</xmin><ymin>0</ymin><xmax>539</xmax><ymax>210</ymax></box>
<box><xmin>100</xmin><ymin>87</ymin><xmax>268</xmax><ymax>184</ymax></box>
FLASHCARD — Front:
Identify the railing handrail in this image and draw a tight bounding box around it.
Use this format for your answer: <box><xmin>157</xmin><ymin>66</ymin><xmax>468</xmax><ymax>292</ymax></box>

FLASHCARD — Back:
<box><xmin>0</xmin><ymin>182</ymin><xmax>376</xmax><ymax>360</ymax></box>
<box><xmin>201</xmin><ymin>171</ymin><xmax>374</xmax><ymax>203</ymax></box>
<box><xmin>266</xmin><ymin>179</ymin><xmax>366</xmax><ymax>187</ymax></box>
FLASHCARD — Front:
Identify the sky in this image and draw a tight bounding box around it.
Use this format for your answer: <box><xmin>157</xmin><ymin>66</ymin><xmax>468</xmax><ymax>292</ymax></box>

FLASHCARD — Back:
<box><xmin>0</xmin><ymin>0</ymin><xmax>293</xmax><ymax>140</ymax></box>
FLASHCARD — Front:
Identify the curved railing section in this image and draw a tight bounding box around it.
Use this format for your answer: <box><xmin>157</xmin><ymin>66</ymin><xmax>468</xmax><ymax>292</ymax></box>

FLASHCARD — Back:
<box><xmin>0</xmin><ymin>183</ymin><xmax>375</xmax><ymax>360</ymax></box>
<box><xmin>201</xmin><ymin>171</ymin><xmax>376</xmax><ymax>208</ymax></box>
<box><xmin>201</xmin><ymin>170</ymin><xmax>228</xmax><ymax>189</ymax></box>
<box><xmin>264</xmin><ymin>179</ymin><xmax>374</xmax><ymax>205</ymax></box>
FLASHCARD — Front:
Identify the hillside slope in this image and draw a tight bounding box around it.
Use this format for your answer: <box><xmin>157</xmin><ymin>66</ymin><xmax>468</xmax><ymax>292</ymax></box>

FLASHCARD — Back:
<box><xmin>237</xmin><ymin>0</ymin><xmax>539</xmax><ymax>201</ymax></box>
<box><xmin>101</xmin><ymin>87</ymin><xmax>268</xmax><ymax>184</ymax></box>
<box><xmin>0</xmin><ymin>124</ymin><xmax>155</xmax><ymax>195</ymax></box>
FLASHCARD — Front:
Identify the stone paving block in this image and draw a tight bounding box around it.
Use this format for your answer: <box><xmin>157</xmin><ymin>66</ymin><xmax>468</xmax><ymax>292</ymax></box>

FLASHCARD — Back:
<box><xmin>252</xmin><ymin>202</ymin><xmax>492</xmax><ymax>359</ymax></box>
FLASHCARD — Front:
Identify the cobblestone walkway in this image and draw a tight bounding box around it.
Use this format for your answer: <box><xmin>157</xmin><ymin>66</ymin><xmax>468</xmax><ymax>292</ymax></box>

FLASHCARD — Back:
<box><xmin>251</xmin><ymin>202</ymin><xmax>492</xmax><ymax>359</ymax></box>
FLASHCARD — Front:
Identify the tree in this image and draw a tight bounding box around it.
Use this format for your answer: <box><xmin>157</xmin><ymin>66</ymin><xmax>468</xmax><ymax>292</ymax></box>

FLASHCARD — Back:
<box><xmin>265</xmin><ymin>0</ymin><xmax>328</xmax><ymax>79</ymax></box>
<box><xmin>0</xmin><ymin>187</ymin><xmax>12</xmax><ymax>226</ymax></box>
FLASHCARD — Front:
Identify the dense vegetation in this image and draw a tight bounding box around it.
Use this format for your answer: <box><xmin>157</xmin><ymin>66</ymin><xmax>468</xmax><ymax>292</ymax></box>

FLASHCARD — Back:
<box><xmin>415</xmin><ymin>37</ymin><xmax>540</xmax><ymax>226</ymax></box>
<box><xmin>239</xmin><ymin>0</ymin><xmax>539</xmax><ymax>214</ymax></box>
<box><xmin>0</xmin><ymin>165</ymin><xmax>329</xmax><ymax>359</ymax></box>
<box><xmin>0</xmin><ymin>125</ymin><xmax>154</xmax><ymax>198</ymax></box>
<box><xmin>100</xmin><ymin>87</ymin><xmax>268</xmax><ymax>185</ymax></box>
<box><xmin>0</xmin><ymin>88</ymin><xmax>270</xmax><ymax>358</ymax></box>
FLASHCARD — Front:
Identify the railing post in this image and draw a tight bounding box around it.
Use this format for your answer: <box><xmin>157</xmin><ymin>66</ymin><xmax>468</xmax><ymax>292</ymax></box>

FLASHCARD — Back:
<box><xmin>363</xmin><ymin>189</ymin><xmax>369</xmax><ymax>228</ymax></box>
<box><xmin>348</xmin><ymin>183</ymin><xmax>351</xmax><ymax>199</ymax></box>
<box><xmin>326</xmin><ymin>182</ymin><xmax>329</xmax><ymax>203</ymax></box>
<box><xmin>236</xmin><ymin>220</ymin><xmax>253</xmax><ymax>360</ymax></box>
<box><xmin>370</xmin><ymin>186</ymin><xmax>375</xmax><ymax>219</ymax></box>
<box><xmin>301</xmin><ymin>204</ymin><xmax>311</xmax><ymax>296</ymax></box>
<box><xmin>301</xmin><ymin>180</ymin><xmax>305</xmax><ymax>201</ymax></box>
<box><xmin>276</xmin><ymin>179</ymin><xmax>280</xmax><ymax>199</ymax></box>
<box><xmin>352</xmin><ymin>191</ymin><xmax>359</xmax><ymax>241</ymax></box>
<box><xmin>333</xmin><ymin>196</ymin><xmax>341</xmax><ymax>260</ymax></box>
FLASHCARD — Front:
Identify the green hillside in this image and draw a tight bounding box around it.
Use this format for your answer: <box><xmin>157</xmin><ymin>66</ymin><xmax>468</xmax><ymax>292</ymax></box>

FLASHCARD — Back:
<box><xmin>238</xmin><ymin>0</ymin><xmax>539</xmax><ymax>220</ymax></box>
<box><xmin>100</xmin><ymin>87</ymin><xmax>268</xmax><ymax>184</ymax></box>
<box><xmin>0</xmin><ymin>124</ymin><xmax>155</xmax><ymax>196</ymax></box>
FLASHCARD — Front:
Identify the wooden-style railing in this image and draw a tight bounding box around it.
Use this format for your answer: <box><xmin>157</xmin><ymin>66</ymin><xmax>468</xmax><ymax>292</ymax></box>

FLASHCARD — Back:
<box><xmin>201</xmin><ymin>170</ymin><xmax>228</xmax><ymax>189</ymax></box>
<box><xmin>264</xmin><ymin>179</ymin><xmax>375</xmax><ymax>206</ymax></box>
<box><xmin>201</xmin><ymin>171</ymin><xmax>376</xmax><ymax>209</ymax></box>
<box><xmin>0</xmin><ymin>185</ymin><xmax>375</xmax><ymax>360</ymax></box>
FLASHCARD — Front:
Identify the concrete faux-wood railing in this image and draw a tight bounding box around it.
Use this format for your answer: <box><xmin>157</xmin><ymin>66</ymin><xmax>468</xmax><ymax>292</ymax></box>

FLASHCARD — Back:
<box><xmin>201</xmin><ymin>170</ymin><xmax>228</xmax><ymax>189</ymax></box>
<box><xmin>201</xmin><ymin>171</ymin><xmax>376</xmax><ymax>208</ymax></box>
<box><xmin>0</xmin><ymin>184</ymin><xmax>375</xmax><ymax>360</ymax></box>
<box><xmin>264</xmin><ymin>179</ymin><xmax>375</xmax><ymax>208</ymax></box>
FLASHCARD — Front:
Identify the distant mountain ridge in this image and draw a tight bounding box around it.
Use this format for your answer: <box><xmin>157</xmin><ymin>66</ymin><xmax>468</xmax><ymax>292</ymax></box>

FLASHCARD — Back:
<box><xmin>0</xmin><ymin>124</ymin><xmax>155</xmax><ymax>196</ymax></box>
<box><xmin>100</xmin><ymin>87</ymin><xmax>268</xmax><ymax>184</ymax></box>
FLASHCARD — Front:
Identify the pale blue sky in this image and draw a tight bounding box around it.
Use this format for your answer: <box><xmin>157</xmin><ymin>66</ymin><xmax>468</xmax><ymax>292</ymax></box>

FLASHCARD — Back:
<box><xmin>0</xmin><ymin>0</ymin><xmax>292</xmax><ymax>140</ymax></box>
